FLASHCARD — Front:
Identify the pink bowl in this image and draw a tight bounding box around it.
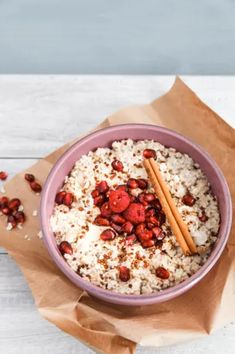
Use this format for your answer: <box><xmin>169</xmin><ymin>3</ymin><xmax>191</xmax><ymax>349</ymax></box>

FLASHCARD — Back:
<box><xmin>40</xmin><ymin>124</ymin><xmax>232</xmax><ymax>306</ymax></box>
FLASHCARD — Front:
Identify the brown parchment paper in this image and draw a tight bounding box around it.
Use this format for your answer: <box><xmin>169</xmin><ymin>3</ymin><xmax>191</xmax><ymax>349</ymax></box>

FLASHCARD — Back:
<box><xmin>0</xmin><ymin>77</ymin><xmax>234</xmax><ymax>354</ymax></box>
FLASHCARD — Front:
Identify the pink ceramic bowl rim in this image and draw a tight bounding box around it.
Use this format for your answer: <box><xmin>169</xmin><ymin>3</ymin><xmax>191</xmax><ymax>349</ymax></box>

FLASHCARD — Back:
<box><xmin>40</xmin><ymin>124</ymin><xmax>232</xmax><ymax>306</ymax></box>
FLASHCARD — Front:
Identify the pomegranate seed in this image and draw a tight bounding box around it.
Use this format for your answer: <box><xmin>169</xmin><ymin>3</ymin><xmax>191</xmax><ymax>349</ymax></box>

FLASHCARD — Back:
<box><xmin>125</xmin><ymin>234</ymin><xmax>136</xmax><ymax>246</ymax></box>
<box><xmin>127</xmin><ymin>178</ymin><xmax>138</xmax><ymax>189</ymax></box>
<box><xmin>199</xmin><ymin>213</ymin><xmax>208</xmax><ymax>222</ymax></box>
<box><xmin>7</xmin><ymin>215</ymin><xmax>17</xmax><ymax>228</ymax></box>
<box><xmin>141</xmin><ymin>239</ymin><xmax>155</xmax><ymax>248</ymax></box>
<box><xmin>143</xmin><ymin>149</ymin><xmax>156</xmax><ymax>159</ymax></box>
<box><xmin>122</xmin><ymin>221</ymin><xmax>134</xmax><ymax>234</ymax></box>
<box><xmin>100</xmin><ymin>229</ymin><xmax>116</xmax><ymax>241</ymax></box>
<box><xmin>14</xmin><ymin>211</ymin><xmax>26</xmax><ymax>223</ymax></box>
<box><xmin>144</xmin><ymin>193</ymin><xmax>155</xmax><ymax>202</ymax></box>
<box><xmin>111</xmin><ymin>214</ymin><xmax>126</xmax><ymax>225</ymax></box>
<box><xmin>63</xmin><ymin>192</ymin><xmax>74</xmax><ymax>207</ymax></box>
<box><xmin>116</xmin><ymin>184</ymin><xmax>128</xmax><ymax>192</ymax></box>
<box><xmin>91</xmin><ymin>189</ymin><xmax>100</xmax><ymax>198</ymax></box>
<box><xmin>0</xmin><ymin>196</ymin><xmax>9</xmax><ymax>209</ymax></box>
<box><xmin>145</xmin><ymin>208</ymin><xmax>156</xmax><ymax>218</ymax></box>
<box><xmin>100</xmin><ymin>202</ymin><xmax>112</xmax><ymax>217</ymax></box>
<box><xmin>152</xmin><ymin>227</ymin><xmax>164</xmax><ymax>240</ymax></box>
<box><xmin>110</xmin><ymin>222</ymin><xmax>123</xmax><ymax>234</ymax></box>
<box><xmin>24</xmin><ymin>173</ymin><xmax>35</xmax><ymax>182</ymax></box>
<box><xmin>151</xmin><ymin>199</ymin><xmax>162</xmax><ymax>211</ymax></box>
<box><xmin>8</xmin><ymin>198</ymin><xmax>21</xmax><ymax>210</ymax></box>
<box><xmin>155</xmin><ymin>266</ymin><xmax>170</xmax><ymax>279</ymax></box>
<box><xmin>0</xmin><ymin>171</ymin><xmax>8</xmax><ymax>180</ymax></box>
<box><xmin>123</xmin><ymin>203</ymin><xmax>145</xmax><ymax>224</ymax></box>
<box><xmin>135</xmin><ymin>223</ymin><xmax>146</xmax><ymax>236</ymax></box>
<box><xmin>147</xmin><ymin>222</ymin><xmax>155</xmax><ymax>229</ymax></box>
<box><xmin>55</xmin><ymin>191</ymin><xmax>66</xmax><ymax>204</ymax></box>
<box><xmin>96</xmin><ymin>181</ymin><xmax>109</xmax><ymax>194</ymax></box>
<box><xmin>94</xmin><ymin>194</ymin><xmax>105</xmax><ymax>206</ymax></box>
<box><xmin>138</xmin><ymin>193</ymin><xmax>149</xmax><ymax>206</ymax></box>
<box><xmin>119</xmin><ymin>266</ymin><xmax>130</xmax><ymax>282</ymax></box>
<box><xmin>2</xmin><ymin>207</ymin><xmax>11</xmax><ymax>215</ymax></box>
<box><xmin>137</xmin><ymin>179</ymin><xmax>148</xmax><ymax>190</ymax></box>
<box><xmin>30</xmin><ymin>181</ymin><xmax>42</xmax><ymax>193</ymax></box>
<box><xmin>94</xmin><ymin>215</ymin><xmax>110</xmax><ymax>226</ymax></box>
<box><xmin>59</xmin><ymin>241</ymin><xmax>73</xmax><ymax>255</ymax></box>
<box><xmin>182</xmin><ymin>193</ymin><xmax>196</xmax><ymax>206</ymax></box>
<box><xmin>139</xmin><ymin>230</ymin><xmax>153</xmax><ymax>242</ymax></box>
<box><xmin>112</xmin><ymin>160</ymin><xmax>124</xmax><ymax>172</ymax></box>
<box><xmin>147</xmin><ymin>215</ymin><xmax>160</xmax><ymax>226</ymax></box>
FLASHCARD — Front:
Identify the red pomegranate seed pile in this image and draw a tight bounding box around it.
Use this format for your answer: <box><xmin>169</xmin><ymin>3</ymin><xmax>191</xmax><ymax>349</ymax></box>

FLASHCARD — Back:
<box><xmin>0</xmin><ymin>196</ymin><xmax>25</xmax><ymax>229</ymax></box>
<box><xmin>90</xmin><ymin>166</ymin><xmax>166</xmax><ymax>251</ymax></box>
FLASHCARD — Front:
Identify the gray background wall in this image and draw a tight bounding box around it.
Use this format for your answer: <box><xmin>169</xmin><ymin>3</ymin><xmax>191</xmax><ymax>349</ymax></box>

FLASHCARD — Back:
<box><xmin>0</xmin><ymin>0</ymin><xmax>234</xmax><ymax>74</ymax></box>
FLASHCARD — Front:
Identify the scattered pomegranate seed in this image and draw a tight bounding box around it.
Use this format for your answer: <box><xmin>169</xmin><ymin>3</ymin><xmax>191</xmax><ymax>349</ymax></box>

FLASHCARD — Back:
<box><xmin>59</xmin><ymin>241</ymin><xmax>73</xmax><ymax>255</ymax></box>
<box><xmin>138</xmin><ymin>230</ymin><xmax>153</xmax><ymax>242</ymax></box>
<box><xmin>13</xmin><ymin>211</ymin><xmax>26</xmax><ymax>224</ymax></box>
<box><xmin>152</xmin><ymin>227</ymin><xmax>164</xmax><ymax>239</ymax></box>
<box><xmin>8</xmin><ymin>198</ymin><xmax>21</xmax><ymax>210</ymax></box>
<box><xmin>100</xmin><ymin>229</ymin><xmax>116</xmax><ymax>241</ymax></box>
<box><xmin>0</xmin><ymin>196</ymin><xmax>9</xmax><ymax>209</ymax></box>
<box><xmin>2</xmin><ymin>207</ymin><xmax>11</xmax><ymax>215</ymax></box>
<box><xmin>110</xmin><ymin>222</ymin><xmax>123</xmax><ymax>234</ymax></box>
<box><xmin>143</xmin><ymin>149</ymin><xmax>156</xmax><ymax>159</ymax></box>
<box><xmin>55</xmin><ymin>191</ymin><xmax>66</xmax><ymax>204</ymax></box>
<box><xmin>198</xmin><ymin>213</ymin><xmax>208</xmax><ymax>222</ymax></box>
<box><xmin>119</xmin><ymin>266</ymin><xmax>130</xmax><ymax>282</ymax></box>
<box><xmin>111</xmin><ymin>214</ymin><xmax>126</xmax><ymax>225</ymax></box>
<box><xmin>155</xmin><ymin>266</ymin><xmax>170</xmax><ymax>279</ymax></box>
<box><xmin>137</xmin><ymin>179</ymin><xmax>148</xmax><ymax>190</ymax></box>
<box><xmin>116</xmin><ymin>184</ymin><xmax>128</xmax><ymax>192</ymax></box>
<box><xmin>141</xmin><ymin>239</ymin><xmax>155</xmax><ymax>248</ymax></box>
<box><xmin>109</xmin><ymin>190</ymin><xmax>130</xmax><ymax>213</ymax></box>
<box><xmin>94</xmin><ymin>215</ymin><xmax>110</xmax><ymax>226</ymax></box>
<box><xmin>121</xmin><ymin>221</ymin><xmax>134</xmax><ymax>234</ymax></box>
<box><xmin>127</xmin><ymin>178</ymin><xmax>139</xmax><ymax>189</ymax></box>
<box><xmin>100</xmin><ymin>202</ymin><xmax>113</xmax><ymax>217</ymax></box>
<box><xmin>96</xmin><ymin>181</ymin><xmax>109</xmax><ymax>193</ymax></box>
<box><xmin>0</xmin><ymin>171</ymin><xmax>8</xmax><ymax>180</ymax></box>
<box><xmin>123</xmin><ymin>203</ymin><xmax>145</xmax><ymax>224</ymax></box>
<box><xmin>182</xmin><ymin>193</ymin><xmax>195</xmax><ymax>206</ymax></box>
<box><xmin>94</xmin><ymin>194</ymin><xmax>105</xmax><ymax>206</ymax></box>
<box><xmin>111</xmin><ymin>160</ymin><xmax>124</xmax><ymax>172</ymax></box>
<box><xmin>125</xmin><ymin>234</ymin><xmax>136</xmax><ymax>246</ymax></box>
<box><xmin>24</xmin><ymin>173</ymin><xmax>35</xmax><ymax>182</ymax></box>
<box><xmin>7</xmin><ymin>215</ymin><xmax>17</xmax><ymax>228</ymax></box>
<box><xmin>63</xmin><ymin>192</ymin><xmax>74</xmax><ymax>207</ymax></box>
<box><xmin>30</xmin><ymin>181</ymin><xmax>42</xmax><ymax>193</ymax></box>
<box><xmin>91</xmin><ymin>189</ymin><xmax>100</xmax><ymax>198</ymax></box>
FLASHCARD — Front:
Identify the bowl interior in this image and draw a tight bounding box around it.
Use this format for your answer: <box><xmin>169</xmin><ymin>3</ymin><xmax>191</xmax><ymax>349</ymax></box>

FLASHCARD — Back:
<box><xmin>41</xmin><ymin>124</ymin><xmax>232</xmax><ymax>305</ymax></box>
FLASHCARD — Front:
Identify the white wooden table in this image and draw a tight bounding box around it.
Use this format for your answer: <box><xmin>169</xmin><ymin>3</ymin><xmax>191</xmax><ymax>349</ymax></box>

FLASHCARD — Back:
<box><xmin>0</xmin><ymin>76</ymin><xmax>234</xmax><ymax>354</ymax></box>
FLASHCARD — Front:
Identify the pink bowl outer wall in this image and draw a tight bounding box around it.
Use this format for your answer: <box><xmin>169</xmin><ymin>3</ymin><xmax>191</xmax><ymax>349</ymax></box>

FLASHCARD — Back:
<box><xmin>40</xmin><ymin>124</ymin><xmax>232</xmax><ymax>306</ymax></box>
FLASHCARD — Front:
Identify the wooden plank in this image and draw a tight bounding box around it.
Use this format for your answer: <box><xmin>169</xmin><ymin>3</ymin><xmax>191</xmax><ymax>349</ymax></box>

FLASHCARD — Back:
<box><xmin>0</xmin><ymin>254</ymin><xmax>235</xmax><ymax>353</ymax></box>
<box><xmin>0</xmin><ymin>76</ymin><xmax>234</xmax><ymax>158</ymax></box>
